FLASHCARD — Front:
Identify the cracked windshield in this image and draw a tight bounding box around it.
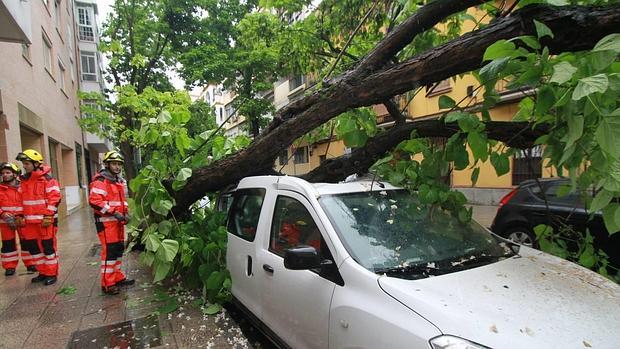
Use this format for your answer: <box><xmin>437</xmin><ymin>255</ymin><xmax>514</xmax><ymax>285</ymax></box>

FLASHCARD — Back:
<box><xmin>320</xmin><ymin>189</ymin><xmax>513</xmax><ymax>279</ymax></box>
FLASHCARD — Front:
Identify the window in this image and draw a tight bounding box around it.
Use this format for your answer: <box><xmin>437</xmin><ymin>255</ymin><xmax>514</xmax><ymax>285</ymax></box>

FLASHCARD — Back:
<box><xmin>80</xmin><ymin>51</ymin><xmax>97</xmax><ymax>81</ymax></box>
<box><xmin>226</xmin><ymin>189</ymin><xmax>266</xmax><ymax>242</ymax></box>
<box><xmin>77</xmin><ymin>7</ymin><xmax>95</xmax><ymax>41</ymax></box>
<box><xmin>58</xmin><ymin>58</ymin><xmax>66</xmax><ymax>91</ymax></box>
<box><xmin>22</xmin><ymin>44</ymin><xmax>31</xmax><ymax>62</ymax></box>
<box><xmin>225</xmin><ymin>102</ymin><xmax>235</xmax><ymax>121</ymax></box>
<box><xmin>270</xmin><ymin>196</ymin><xmax>321</xmax><ymax>257</ymax></box>
<box><xmin>293</xmin><ymin>146</ymin><xmax>308</xmax><ymax>164</ymax></box>
<box><xmin>289</xmin><ymin>74</ymin><xmax>306</xmax><ymax>91</ymax></box>
<box><xmin>426</xmin><ymin>79</ymin><xmax>451</xmax><ymax>97</ymax></box>
<box><xmin>48</xmin><ymin>139</ymin><xmax>59</xmax><ymax>177</ymax></box>
<box><xmin>218</xmin><ymin>108</ymin><xmax>223</xmax><ymax>123</ymax></box>
<box><xmin>512</xmin><ymin>146</ymin><xmax>543</xmax><ymax>186</ymax></box>
<box><xmin>42</xmin><ymin>33</ymin><xmax>53</xmax><ymax>74</ymax></box>
<box><xmin>278</xmin><ymin>149</ymin><xmax>289</xmax><ymax>166</ymax></box>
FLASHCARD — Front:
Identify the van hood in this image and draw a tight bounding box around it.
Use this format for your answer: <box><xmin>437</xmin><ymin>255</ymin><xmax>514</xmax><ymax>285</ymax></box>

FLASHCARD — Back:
<box><xmin>378</xmin><ymin>247</ymin><xmax>620</xmax><ymax>349</ymax></box>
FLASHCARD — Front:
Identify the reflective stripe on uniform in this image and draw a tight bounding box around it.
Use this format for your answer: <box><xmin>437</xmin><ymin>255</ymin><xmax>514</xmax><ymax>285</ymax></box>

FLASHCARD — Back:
<box><xmin>1</xmin><ymin>256</ymin><xmax>19</xmax><ymax>262</ymax></box>
<box><xmin>96</xmin><ymin>216</ymin><xmax>117</xmax><ymax>223</ymax></box>
<box><xmin>109</xmin><ymin>201</ymin><xmax>124</xmax><ymax>207</ymax></box>
<box><xmin>46</xmin><ymin>186</ymin><xmax>61</xmax><ymax>193</ymax></box>
<box><xmin>100</xmin><ymin>204</ymin><xmax>111</xmax><ymax>213</ymax></box>
<box><xmin>47</xmin><ymin>205</ymin><xmax>58</xmax><ymax>212</ymax></box>
<box><xmin>101</xmin><ymin>260</ymin><xmax>117</xmax><ymax>266</ymax></box>
<box><xmin>91</xmin><ymin>188</ymin><xmax>107</xmax><ymax>195</ymax></box>
<box><xmin>1</xmin><ymin>251</ymin><xmax>18</xmax><ymax>257</ymax></box>
<box><xmin>101</xmin><ymin>267</ymin><xmax>116</xmax><ymax>273</ymax></box>
<box><xmin>0</xmin><ymin>206</ymin><xmax>23</xmax><ymax>212</ymax></box>
<box><xmin>23</xmin><ymin>200</ymin><xmax>46</xmax><ymax>205</ymax></box>
<box><xmin>25</xmin><ymin>215</ymin><xmax>44</xmax><ymax>220</ymax></box>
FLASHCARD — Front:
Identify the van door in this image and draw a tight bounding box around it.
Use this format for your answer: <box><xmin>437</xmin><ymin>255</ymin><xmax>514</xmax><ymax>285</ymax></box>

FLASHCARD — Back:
<box><xmin>257</xmin><ymin>192</ymin><xmax>339</xmax><ymax>349</ymax></box>
<box><xmin>226</xmin><ymin>188</ymin><xmax>266</xmax><ymax>320</ymax></box>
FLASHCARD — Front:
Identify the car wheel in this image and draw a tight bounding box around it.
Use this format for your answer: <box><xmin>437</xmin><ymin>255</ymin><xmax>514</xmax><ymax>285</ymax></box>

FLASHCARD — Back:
<box><xmin>505</xmin><ymin>227</ymin><xmax>537</xmax><ymax>248</ymax></box>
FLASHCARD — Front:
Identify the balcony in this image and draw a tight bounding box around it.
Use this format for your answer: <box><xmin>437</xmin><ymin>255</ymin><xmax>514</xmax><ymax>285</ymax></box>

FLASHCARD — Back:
<box><xmin>85</xmin><ymin>131</ymin><xmax>112</xmax><ymax>153</ymax></box>
<box><xmin>0</xmin><ymin>0</ymin><xmax>32</xmax><ymax>44</ymax></box>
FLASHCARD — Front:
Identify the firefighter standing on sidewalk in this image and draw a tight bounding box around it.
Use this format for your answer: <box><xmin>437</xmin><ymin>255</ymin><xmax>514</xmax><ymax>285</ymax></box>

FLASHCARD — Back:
<box><xmin>89</xmin><ymin>151</ymin><xmax>134</xmax><ymax>295</ymax></box>
<box><xmin>17</xmin><ymin>149</ymin><xmax>61</xmax><ymax>285</ymax></box>
<box><xmin>0</xmin><ymin>162</ymin><xmax>35</xmax><ymax>276</ymax></box>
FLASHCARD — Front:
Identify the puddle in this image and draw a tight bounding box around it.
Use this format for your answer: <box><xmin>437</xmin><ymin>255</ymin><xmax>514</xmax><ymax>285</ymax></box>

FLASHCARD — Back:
<box><xmin>68</xmin><ymin>315</ymin><xmax>162</xmax><ymax>349</ymax></box>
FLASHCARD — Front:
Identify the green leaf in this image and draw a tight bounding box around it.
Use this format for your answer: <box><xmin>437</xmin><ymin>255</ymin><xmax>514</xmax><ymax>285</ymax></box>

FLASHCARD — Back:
<box><xmin>445</xmin><ymin>112</ymin><xmax>470</xmax><ymax>123</ymax></box>
<box><xmin>342</xmin><ymin>130</ymin><xmax>368</xmax><ymax>148</ymax></box>
<box><xmin>602</xmin><ymin>203</ymin><xmax>620</xmax><ymax>235</ymax></box>
<box><xmin>467</xmin><ymin>131</ymin><xmax>488</xmax><ymax>162</ymax></box>
<box><xmin>471</xmin><ymin>167</ymin><xmax>481</xmax><ymax>186</ymax></box>
<box><xmin>152</xmin><ymin>199</ymin><xmax>173</xmax><ymax>216</ymax></box>
<box><xmin>590</xmin><ymin>190</ymin><xmax>613</xmax><ymax>212</ymax></box>
<box><xmin>593</xmin><ymin>33</ymin><xmax>620</xmax><ymax>53</ymax></box>
<box><xmin>479</xmin><ymin>57</ymin><xmax>510</xmax><ymax>81</ymax></box>
<box><xmin>550</xmin><ymin>62</ymin><xmax>578</xmax><ymax>84</ymax></box>
<box><xmin>438</xmin><ymin>95</ymin><xmax>456</xmax><ymax>109</ymax></box>
<box><xmin>203</xmin><ymin>303</ymin><xmax>222</xmax><ymax>315</ymax></box>
<box><xmin>157</xmin><ymin>299</ymin><xmax>179</xmax><ymax>314</ymax></box>
<box><xmin>176</xmin><ymin>168</ymin><xmax>192</xmax><ymax>182</ymax></box>
<box><xmin>457</xmin><ymin>115</ymin><xmax>481</xmax><ymax>133</ymax></box>
<box><xmin>483</xmin><ymin>40</ymin><xmax>515</xmax><ymax>61</ymax></box>
<box><xmin>157</xmin><ymin>110</ymin><xmax>172</xmax><ymax>123</ymax></box>
<box><xmin>206</xmin><ymin>271</ymin><xmax>226</xmax><ymax>290</ymax></box>
<box><xmin>490</xmin><ymin>153</ymin><xmax>510</xmax><ymax>176</ymax></box>
<box><xmin>533</xmin><ymin>20</ymin><xmax>554</xmax><ymax>39</ymax></box>
<box><xmin>145</xmin><ymin>233</ymin><xmax>161</xmax><ymax>252</ymax></box>
<box><xmin>572</xmin><ymin>74</ymin><xmax>609</xmax><ymax>100</ymax></box>
<box><xmin>564</xmin><ymin>114</ymin><xmax>584</xmax><ymax>147</ymax></box>
<box><xmin>153</xmin><ymin>261</ymin><xmax>171</xmax><ymax>282</ymax></box>
<box><xmin>595</xmin><ymin>111</ymin><xmax>620</xmax><ymax>158</ymax></box>
<box><xmin>513</xmin><ymin>35</ymin><xmax>541</xmax><ymax>50</ymax></box>
<box><xmin>513</xmin><ymin>97</ymin><xmax>534</xmax><ymax>121</ymax></box>
<box><xmin>578</xmin><ymin>245</ymin><xmax>596</xmax><ymax>268</ymax></box>
<box><xmin>535</xmin><ymin>86</ymin><xmax>555</xmax><ymax>115</ymax></box>
<box><xmin>159</xmin><ymin>239</ymin><xmax>179</xmax><ymax>262</ymax></box>
<box><xmin>57</xmin><ymin>286</ymin><xmax>77</xmax><ymax>295</ymax></box>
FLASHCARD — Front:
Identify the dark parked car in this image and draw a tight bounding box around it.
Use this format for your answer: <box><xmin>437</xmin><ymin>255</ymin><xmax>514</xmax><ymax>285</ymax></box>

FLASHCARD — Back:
<box><xmin>491</xmin><ymin>178</ymin><xmax>619</xmax><ymax>270</ymax></box>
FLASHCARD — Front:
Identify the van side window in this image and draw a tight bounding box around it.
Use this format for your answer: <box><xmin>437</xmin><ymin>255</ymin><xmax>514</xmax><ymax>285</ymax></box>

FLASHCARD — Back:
<box><xmin>227</xmin><ymin>189</ymin><xmax>266</xmax><ymax>242</ymax></box>
<box><xmin>270</xmin><ymin>196</ymin><xmax>322</xmax><ymax>257</ymax></box>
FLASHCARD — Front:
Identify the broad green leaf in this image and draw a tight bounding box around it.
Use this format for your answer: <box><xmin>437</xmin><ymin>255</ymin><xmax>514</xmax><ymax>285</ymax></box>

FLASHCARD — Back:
<box><xmin>152</xmin><ymin>199</ymin><xmax>173</xmax><ymax>216</ymax></box>
<box><xmin>578</xmin><ymin>245</ymin><xmax>596</xmax><ymax>268</ymax></box>
<box><xmin>153</xmin><ymin>261</ymin><xmax>171</xmax><ymax>282</ymax></box>
<box><xmin>158</xmin><ymin>239</ymin><xmax>179</xmax><ymax>262</ymax></box>
<box><xmin>471</xmin><ymin>167</ymin><xmax>481</xmax><ymax>186</ymax></box>
<box><xmin>157</xmin><ymin>110</ymin><xmax>172</xmax><ymax>123</ymax></box>
<box><xmin>467</xmin><ymin>131</ymin><xmax>488</xmax><ymax>162</ymax></box>
<box><xmin>602</xmin><ymin>203</ymin><xmax>620</xmax><ymax>235</ymax></box>
<box><xmin>157</xmin><ymin>299</ymin><xmax>179</xmax><ymax>314</ymax></box>
<box><xmin>158</xmin><ymin>220</ymin><xmax>172</xmax><ymax>235</ymax></box>
<box><xmin>590</xmin><ymin>189</ymin><xmax>613</xmax><ymax>212</ymax></box>
<box><xmin>490</xmin><ymin>153</ymin><xmax>510</xmax><ymax>176</ymax></box>
<box><xmin>445</xmin><ymin>112</ymin><xmax>470</xmax><ymax>123</ymax></box>
<box><xmin>176</xmin><ymin>168</ymin><xmax>192</xmax><ymax>182</ymax></box>
<box><xmin>483</xmin><ymin>40</ymin><xmax>515</xmax><ymax>61</ymax></box>
<box><xmin>342</xmin><ymin>130</ymin><xmax>368</xmax><ymax>148</ymax></box>
<box><xmin>144</xmin><ymin>233</ymin><xmax>161</xmax><ymax>252</ymax></box>
<box><xmin>572</xmin><ymin>74</ymin><xmax>609</xmax><ymax>100</ymax></box>
<box><xmin>479</xmin><ymin>57</ymin><xmax>510</xmax><ymax>81</ymax></box>
<box><xmin>513</xmin><ymin>97</ymin><xmax>534</xmax><ymax>121</ymax></box>
<box><xmin>587</xmin><ymin>51</ymin><xmax>617</xmax><ymax>72</ymax></box>
<box><xmin>140</xmin><ymin>251</ymin><xmax>155</xmax><ymax>266</ymax></box>
<box><xmin>533</xmin><ymin>20</ymin><xmax>554</xmax><ymax>39</ymax></box>
<box><xmin>513</xmin><ymin>35</ymin><xmax>540</xmax><ymax>50</ymax></box>
<box><xmin>535</xmin><ymin>86</ymin><xmax>555</xmax><ymax>115</ymax></box>
<box><xmin>593</xmin><ymin>33</ymin><xmax>620</xmax><ymax>53</ymax></box>
<box><xmin>595</xmin><ymin>111</ymin><xmax>620</xmax><ymax>158</ymax></box>
<box><xmin>550</xmin><ymin>62</ymin><xmax>577</xmax><ymax>84</ymax></box>
<box><xmin>206</xmin><ymin>271</ymin><xmax>226</xmax><ymax>290</ymax></box>
<box><xmin>203</xmin><ymin>303</ymin><xmax>222</xmax><ymax>315</ymax></box>
<box><xmin>564</xmin><ymin>114</ymin><xmax>584</xmax><ymax>147</ymax></box>
<box><xmin>457</xmin><ymin>115</ymin><xmax>481</xmax><ymax>133</ymax></box>
<box><xmin>438</xmin><ymin>95</ymin><xmax>456</xmax><ymax>109</ymax></box>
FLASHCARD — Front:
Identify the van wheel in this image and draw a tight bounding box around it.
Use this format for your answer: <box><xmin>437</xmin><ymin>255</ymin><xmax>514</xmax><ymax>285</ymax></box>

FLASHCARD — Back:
<box><xmin>505</xmin><ymin>227</ymin><xmax>537</xmax><ymax>248</ymax></box>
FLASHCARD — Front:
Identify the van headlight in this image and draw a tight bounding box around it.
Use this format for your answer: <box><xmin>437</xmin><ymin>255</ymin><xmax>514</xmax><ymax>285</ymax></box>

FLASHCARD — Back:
<box><xmin>430</xmin><ymin>335</ymin><xmax>490</xmax><ymax>349</ymax></box>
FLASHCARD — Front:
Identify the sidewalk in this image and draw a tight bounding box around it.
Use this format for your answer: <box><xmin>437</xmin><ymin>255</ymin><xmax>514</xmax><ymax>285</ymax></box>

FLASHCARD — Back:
<box><xmin>0</xmin><ymin>207</ymin><xmax>261</xmax><ymax>349</ymax></box>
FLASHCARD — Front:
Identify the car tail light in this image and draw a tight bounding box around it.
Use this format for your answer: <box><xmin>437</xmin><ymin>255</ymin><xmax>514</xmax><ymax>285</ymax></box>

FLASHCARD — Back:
<box><xmin>499</xmin><ymin>188</ymin><xmax>518</xmax><ymax>207</ymax></box>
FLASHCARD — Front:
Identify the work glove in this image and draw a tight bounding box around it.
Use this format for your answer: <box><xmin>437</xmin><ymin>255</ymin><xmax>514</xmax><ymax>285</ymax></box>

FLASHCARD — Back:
<box><xmin>3</xmin><ymin>214</ymin><xmax>17</xmax><ymax>230</ymax></box>
<box><xmin>114</xmin><ymin>211</ymin><xmax>127</xmax><ymax>222</ymax></box>
<box><xmin>41</xmin><ymin>215</ymin><xmax>53</xmax><ymax>228</ymax></box>
<box><xmin>15</xmin><ymin>216</ymin><xmax>25</xmax><ymax>227</ymax></box>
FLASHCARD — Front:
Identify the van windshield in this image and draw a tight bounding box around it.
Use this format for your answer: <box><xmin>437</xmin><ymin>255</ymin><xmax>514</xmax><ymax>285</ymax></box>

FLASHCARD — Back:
<box><xmin>319</xmin><ymin>189</ymin><xmax>514</xmax><ymax>279</ymax></box>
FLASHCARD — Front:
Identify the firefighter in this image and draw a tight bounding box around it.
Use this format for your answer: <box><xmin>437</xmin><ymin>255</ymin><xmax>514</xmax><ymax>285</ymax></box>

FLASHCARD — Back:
<box><xmin>16</xmin><ymin>149</ymin><xmax>61</xmax><ymax>285</ymax></box>
<box><xmin>89</xmin><ymin>151</ymin><xmax>134</xmax><ymax>295</ymax></box>
<box><xmin>0</xmin><ymin>163</ymin><xmax>31</xmax><ymax>275</ymax></box>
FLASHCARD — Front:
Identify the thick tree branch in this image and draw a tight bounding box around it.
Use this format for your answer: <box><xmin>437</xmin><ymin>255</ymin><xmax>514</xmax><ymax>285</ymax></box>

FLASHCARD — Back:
<box><xmin>301</xmin><ymin>120</ymin><xmax>548</xmax><ymax>183</ymax></box>
<box><xmin>383</xmin><ymin>98</ymin><xmax>406</xmax><ymax>125</ymax></box>
<box><xmin>171</xmin><ymin>4</ymin><xmax>620</xmax><ymax>215</ymax></box>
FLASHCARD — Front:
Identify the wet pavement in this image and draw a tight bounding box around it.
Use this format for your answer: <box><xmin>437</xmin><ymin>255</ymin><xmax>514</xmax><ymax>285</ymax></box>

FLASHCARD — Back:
<box><xmin>0</xmin><ymin>207</ymin><xmax>267</xmax><ymax>349</ymax></box>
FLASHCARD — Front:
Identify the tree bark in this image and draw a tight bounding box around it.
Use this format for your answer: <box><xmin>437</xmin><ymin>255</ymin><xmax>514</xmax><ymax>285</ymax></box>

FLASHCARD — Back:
<box><xmin>171</xmin><ymin>4</ymin><xmax>620</xmax><ymax>215</ymax></box>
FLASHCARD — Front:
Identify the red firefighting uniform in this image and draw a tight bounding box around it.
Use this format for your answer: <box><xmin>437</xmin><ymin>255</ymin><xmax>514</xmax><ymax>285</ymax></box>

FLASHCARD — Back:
<box><xmin>20</xmin><ymin>165</ymin><xmax>61</xmax><ymax>277</ymax></box>
<box><xmin>0</xmin><ymin>181</ymin><xmax>32</xmax><ymax>269</ymax></box>
<box><xmin>89</xmin><ymin>169</ymin><xmax>129</xmax><ymax>289</ymax></box>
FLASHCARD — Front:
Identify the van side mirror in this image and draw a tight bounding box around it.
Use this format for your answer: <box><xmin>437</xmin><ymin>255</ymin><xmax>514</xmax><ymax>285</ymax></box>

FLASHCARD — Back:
<box><xmin>284</xmin><ymin>246</ymin><xmax>321</xmax><ymax>270</ymax></box>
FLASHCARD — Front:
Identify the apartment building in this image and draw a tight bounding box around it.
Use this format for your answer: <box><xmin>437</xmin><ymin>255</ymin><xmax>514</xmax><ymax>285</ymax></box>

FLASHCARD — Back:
<box><xmin>0</xmin><ymin>0</ymin><xmax>110</xmax><ymax>218</ymax></box>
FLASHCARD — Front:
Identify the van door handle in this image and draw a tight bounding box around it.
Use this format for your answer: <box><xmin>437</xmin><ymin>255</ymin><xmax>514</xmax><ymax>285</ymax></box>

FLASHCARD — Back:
<box><xmin>263</xmin><ymin>264</ymin><xmax>274</xmax><ymax>274</ymax></box>
<box><xmin>246</xmin><ymin>256</ymin><xmax>253</xmax><ymax>276</ymax></box>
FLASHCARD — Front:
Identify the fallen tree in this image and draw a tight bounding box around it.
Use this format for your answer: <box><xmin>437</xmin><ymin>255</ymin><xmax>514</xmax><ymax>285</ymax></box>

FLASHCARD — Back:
<box><xmin>171</xmin><ymin>3</ymin><xmax>620</xmax><ymax>215</ymax></box>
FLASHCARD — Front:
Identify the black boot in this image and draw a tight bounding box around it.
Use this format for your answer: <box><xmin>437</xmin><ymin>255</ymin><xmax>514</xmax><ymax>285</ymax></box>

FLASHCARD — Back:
<box><xmin>31</xmin><ymin>274</ymin><xmax>46</xmax><ymax>283</ymax></box>
<box><xmin>102</xmin><ymin>285</ymin><xmax>120</xmax><ymax>295</ymax></box>
<box><xmin>26</xmin><ymin>266</ymin><xmax>37</xmax><ymax>273</ymax></box>
<box><xmin>5</xmin><ymin>268</ymin><xmax>15</xmax><ymax>276</ymax></box>
<box><xmin>116</xmin><ymin>278</ymin><xmax>135</xmax><ymax>287</ymax></box>
<box><xmin>43</xmin><ymin>276</ymin><xmax>57</xmax><ymax>286</ymax></box>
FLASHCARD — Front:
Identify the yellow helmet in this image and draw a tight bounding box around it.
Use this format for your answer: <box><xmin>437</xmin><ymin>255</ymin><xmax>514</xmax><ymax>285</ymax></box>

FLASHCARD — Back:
<box><xmin>16</xmin><ymin>149</ymin><xmax>44</xmax><ymax>163</ymax></box>
<box><xmin>0</xmin><ymin>162</ymin><xmax>20</xmax><ymax>174</ymax></box>
<box><xmin>103</xmin><ymin>151</ymin><xmax>124</xmax><ymax>164</ymax></box>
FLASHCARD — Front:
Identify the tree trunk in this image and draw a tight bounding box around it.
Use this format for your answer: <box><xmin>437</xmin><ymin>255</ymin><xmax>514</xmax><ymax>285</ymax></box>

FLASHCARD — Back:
<box><xmin>170</xmin><ymin>4</ymin><xmax>620</xmax><ymax>215</ymax></box>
